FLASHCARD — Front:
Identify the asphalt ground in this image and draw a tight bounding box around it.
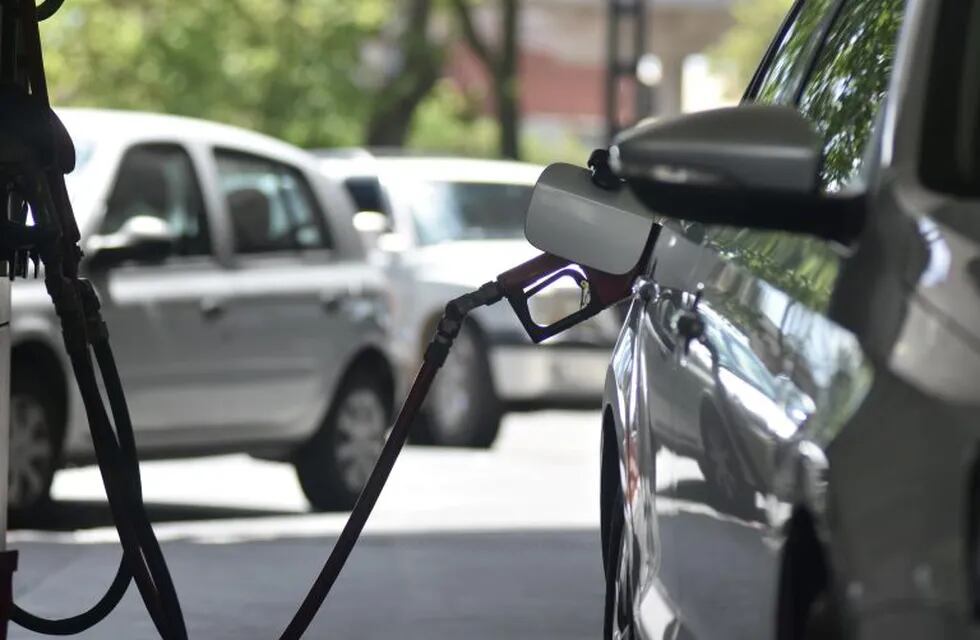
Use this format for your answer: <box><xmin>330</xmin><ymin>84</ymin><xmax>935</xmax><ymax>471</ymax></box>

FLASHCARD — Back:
<box><xmin>7</xmin><ymin>410</ymin><xmax>605</xmax><ymax>639</ymax></box>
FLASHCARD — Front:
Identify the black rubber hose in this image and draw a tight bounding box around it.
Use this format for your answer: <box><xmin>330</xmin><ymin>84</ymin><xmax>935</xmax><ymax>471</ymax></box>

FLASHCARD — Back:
<box><xmin>10</xmin><ymin>562</ymin><xmax>129</xmax><ymax>636</ymax></box>
<box><xmin>8</xmin><ymin>336</ymin><xmax>151</xmax><ymax>635</ymax></box>
<box><xmin>92</xmin><ymin>338</ymin><xmax>187</xmax><ymax>639</ymax></box>
<box><xmin>66</xmin><ymin>348</ymin><xmax>174</xmax><ymax>638</ymax></box>
<box><xmin>278</xmin><ymin>282</ymin><xmax>502</xmax><ymax>640</ymax></box>
<box><xmin>278</xmin><ymin>361</ymin><xmax>440</xmax><ymax>640</ymax></box>
<box><xmin>34</xmin><ymin>0</ymin><xmax>67</xmax><ymax>21</ymax></box>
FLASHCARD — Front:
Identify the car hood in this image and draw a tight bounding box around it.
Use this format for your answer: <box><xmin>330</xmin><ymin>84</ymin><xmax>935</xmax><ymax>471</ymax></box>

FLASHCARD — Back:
<box><xmin>409</xmin><ymin>239</ymin><xmax>541</xmax><ymax>288</ymax></box>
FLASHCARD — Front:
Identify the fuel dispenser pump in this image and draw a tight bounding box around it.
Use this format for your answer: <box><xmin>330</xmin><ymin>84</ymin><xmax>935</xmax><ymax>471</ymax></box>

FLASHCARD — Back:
<box><xmin>0</xmin><ymin>2</ymin><xmax>658</xmax><ymax>637</ymax></box>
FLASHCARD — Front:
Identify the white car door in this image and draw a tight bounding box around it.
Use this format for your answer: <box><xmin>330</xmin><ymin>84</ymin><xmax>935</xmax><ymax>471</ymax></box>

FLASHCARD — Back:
<box><xmin>207</xmin><ymin>149</ymin><xmax>367</xmax><ymax>439</ymax></box>
<box><xmin>89</xmin><ymin>142</ymin><xmax>234</xmax><ymax>439</ymax></box>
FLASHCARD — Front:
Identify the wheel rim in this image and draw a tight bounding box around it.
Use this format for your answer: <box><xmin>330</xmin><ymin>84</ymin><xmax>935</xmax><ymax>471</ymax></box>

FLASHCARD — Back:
<box><xmin>334</xmin><ymin>388</ymin><xmax>387</xmax><ymax>493</ymax></box>
<box><xmin>427</xmin><ymin>328</ymin><xmax>478</xmax><ymax>439</ymax></box>
<box><xmin>9</xmin><ymin>392</ymin><xmax>52</xmax><ymax>509</ymax></box>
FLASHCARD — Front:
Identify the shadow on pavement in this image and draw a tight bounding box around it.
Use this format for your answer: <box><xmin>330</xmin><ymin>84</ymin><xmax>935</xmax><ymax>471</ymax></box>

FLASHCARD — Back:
<box><xmin>10</xmin><ymin>500</ymin><xmax>300</xmax><ymax>531</ymax></box>
<box><xmin>11</xmin><ymin>528</ymin><xmax>604</xmax><ymax>640</ymax></box>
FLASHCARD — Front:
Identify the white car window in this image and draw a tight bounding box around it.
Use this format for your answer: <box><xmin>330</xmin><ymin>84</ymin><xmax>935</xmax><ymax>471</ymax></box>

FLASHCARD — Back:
<box><xmin>390</xmin><ymin>179</ymin><xmax>532</xmax><ymax>245</ymax></box>
<box><xmin>215</xmin><ymin>150</ymin><xmax>331</xmax><ymax>254</ymax></box>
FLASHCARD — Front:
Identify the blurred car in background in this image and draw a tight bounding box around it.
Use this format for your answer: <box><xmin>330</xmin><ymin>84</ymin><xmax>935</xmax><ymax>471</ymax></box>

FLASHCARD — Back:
<box><xmin>318</xmin><ymin>151</ymin><xmax>622</xmax><ymax>448</ymax></box>
<box><xmin>10</xmin><ymin>109</ymin><xmax>395</xmax><ymax>516</ymax></box>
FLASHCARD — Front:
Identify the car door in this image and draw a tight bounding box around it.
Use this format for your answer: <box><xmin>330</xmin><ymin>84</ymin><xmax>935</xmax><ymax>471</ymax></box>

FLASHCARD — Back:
<box><xmin>208</xmin><ymin>149</ymin><xmax>372</xmax><ymax>439</ymax></box>
<box><xmin>637</xmin><ymin>0</ymin><xmax>905</xmax><ymax>638</ymax></box>
<box><xmin>90</xmin><ymin>142</ymin><xmax>232</xmax><ymax>437</ymax></box>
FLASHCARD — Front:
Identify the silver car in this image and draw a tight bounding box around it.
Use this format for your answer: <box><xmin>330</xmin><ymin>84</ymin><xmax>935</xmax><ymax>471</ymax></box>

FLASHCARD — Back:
<box><xmin>11</xmin><ymin>110</ymin><xmax>395</xmax><ymax>515</ymax></box>
<box><xmin>320</xmin><ymin>153</ymin><xmax>622</xmax><ymax>447</ymax></box>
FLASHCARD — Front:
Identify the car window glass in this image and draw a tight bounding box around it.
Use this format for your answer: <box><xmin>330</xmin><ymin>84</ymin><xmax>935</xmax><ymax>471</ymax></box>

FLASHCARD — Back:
<box><xmin>921</xmin><ymin>0</ymin><xmax>980</xmax><ymax>197</ymax></box>
<box><xmin>797</xmin><ymin>0</ymin><xmax>905</xmax><ymax>191</ymax></box>
<box><xmin>102</xmin><ymin>144</ymin><xmax>210</xmax><ymax>256</ymax></box>
<box><xmin>752</xmin><ymin>0</ymin><xmax>835</xmax><ymax>105</ymax></box>
<box><xmin>344</xmin><ymin>177</ymin><xmax>386</xmax><ymax>215</ymax></box>
<box><xmin>215</xmin><ymin>151</ymin><xmax>330</xmax><ymax>254</ymax></box>
<box><xmin>388</xmin><ymin>179</ymin><xmax>532</xmax><ymax>246</ymax></box>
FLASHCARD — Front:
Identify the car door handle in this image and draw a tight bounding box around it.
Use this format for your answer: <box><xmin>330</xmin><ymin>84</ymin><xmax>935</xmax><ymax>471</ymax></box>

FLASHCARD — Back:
<box><xmin>200</xmin><ymin>297</ymin><xmax>225</xmax><ymax>320</ymax></box>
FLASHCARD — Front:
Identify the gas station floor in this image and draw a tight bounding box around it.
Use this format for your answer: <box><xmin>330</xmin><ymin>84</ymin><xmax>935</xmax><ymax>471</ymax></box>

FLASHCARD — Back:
<box><xmin>8</xmin><ymin>411</ymin><xmax>604</xmax><ymax>639</ymax></box>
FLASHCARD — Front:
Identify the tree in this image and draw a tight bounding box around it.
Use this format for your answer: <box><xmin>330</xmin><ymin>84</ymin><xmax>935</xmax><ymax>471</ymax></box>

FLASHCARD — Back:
<box><xmin>39</xmin><ymin>0</ymin><xmax>388</xmax><ymax>148</ymax></box>
<box><xmin>365</xmin><ymin>0</ymin><xmax>445</xmax><ymax>147</ymax></box>
<box><xmin>451</xmin><ymin>0</ymin><xmax>521</xmax><ymax>159</ymax></box>
<box><xmin>709</xmin><ymin>0</ymin><xmax>793</xmax><ymax>97</ymax></box>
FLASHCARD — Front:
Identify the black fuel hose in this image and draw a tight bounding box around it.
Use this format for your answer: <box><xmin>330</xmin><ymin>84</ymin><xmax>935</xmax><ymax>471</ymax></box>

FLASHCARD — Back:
<box><xmin>278</xmin><ymin>282</ymin><xmax>503</xmax><ymax>639</ymax></box>
<box><xmin>10</xmin><ymin>297</ymin><xmax>146</xmax><ymax>635</ymax></box>
<box><xmin>11</xmin><ymin>278</ymin><xmax>504</xmax><ymax>639</ymax></box>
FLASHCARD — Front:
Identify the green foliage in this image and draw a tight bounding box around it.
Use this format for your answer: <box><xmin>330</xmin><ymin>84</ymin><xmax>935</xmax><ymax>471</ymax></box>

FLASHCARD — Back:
<box><xmin>407</xmin><ymin>81</ymin><xmax>500</xmax><ymax>157</ymax></box>
<box><xmin>798</xmin><ymin>0</ymin><xmax>904</xmax><ymax>190</ymax></box>
<box><xmin>407</xmin><ymin>82</ymin><xmax>588</xmax><ymax>164</ymax></box>
<box><xmin>708</xmin><ymin>228</ymin><xmax>839</xmax><ymax>312</ymax></box>
<box><xmin>40</xmin><ymin>0</ymin><xmax>386</xmax><ymax>148</ymax></box>
<box><xmin>709</xmin><ymin>0</ymin><xmax>794</xmax><ymax>97</ymax></box>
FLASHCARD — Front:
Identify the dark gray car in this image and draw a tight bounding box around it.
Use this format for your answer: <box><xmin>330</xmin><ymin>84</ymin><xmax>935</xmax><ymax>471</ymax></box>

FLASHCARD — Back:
<box><xmin>582</xmin><ymin>0</ymin><xmax>980</xmax><ymax>638</ymax></box>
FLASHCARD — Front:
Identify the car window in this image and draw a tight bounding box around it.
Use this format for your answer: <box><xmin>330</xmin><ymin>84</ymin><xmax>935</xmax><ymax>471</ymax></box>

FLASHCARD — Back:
<box><xmin>751</xmin><ymin>0</ymin><xmax>836</xmax><ymax>105</ymax></box>
<box><xmin>797</xmin><ymin>0</ymin><xmax>906</xmax><ymax>192</ymax></box>
<box><xmin>388</xmin><ymin>179</ymin><xmax>532</xmax><ymax>246</ymax></box>
<box><xmin>344</xmin><ymin>177</ymin><xmax>386</xmax><ymax>215</ymax></box>
<box><xmin>102</xmin><ymin>144</ymin><xmax>210</xmax><ymax>256</ymax></box>
<box><xmin>215</xmin><ymin>151</ymin><xmax>331</xmax><ymax>254</ymax></box>
<box><xmin>922</xmin><ymin>0</ymin><xmax>980</xmax><ymax>197</ymax></box>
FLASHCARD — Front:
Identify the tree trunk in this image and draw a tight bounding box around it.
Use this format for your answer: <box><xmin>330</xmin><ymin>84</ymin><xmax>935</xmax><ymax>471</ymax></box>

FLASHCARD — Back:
<box><xmin>453</xmin><ymin>0</ymin><xmax>522</xmax><ymax>159</ymax></box>
<box><xmin>497</xmin><ymin>0</ymin><xmax>520</xmax><ymax>159</ymax></box>
<box><xmin>365</xmin><ymin>0</ymin><xmax>442</xmax><ymax>147</ymax></box>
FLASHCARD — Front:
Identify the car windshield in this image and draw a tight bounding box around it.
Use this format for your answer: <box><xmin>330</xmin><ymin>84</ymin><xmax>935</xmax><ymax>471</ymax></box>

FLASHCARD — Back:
<box><xmin>392</xmin><ymin>179</ymin><xmax>533</xmax><ymax>245</ymax></box>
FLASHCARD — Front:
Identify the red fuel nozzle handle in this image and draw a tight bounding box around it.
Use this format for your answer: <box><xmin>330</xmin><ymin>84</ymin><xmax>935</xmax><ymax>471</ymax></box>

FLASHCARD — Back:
<box><xmin>496</xmin><ymin>251</ymin><xmax>646</xmax><ymax>344</ymax></box>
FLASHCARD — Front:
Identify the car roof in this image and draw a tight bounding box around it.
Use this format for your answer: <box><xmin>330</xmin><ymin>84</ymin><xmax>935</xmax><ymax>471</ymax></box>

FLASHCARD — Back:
<box><xmin>57</xmin><ymin>108</ymin><xmax>313</xmax><ymax>165</ymax></box>
<box><xmin>319</xmin><ymin>154</ymin><xmax>544</xmax><ymax>186</ymax></box>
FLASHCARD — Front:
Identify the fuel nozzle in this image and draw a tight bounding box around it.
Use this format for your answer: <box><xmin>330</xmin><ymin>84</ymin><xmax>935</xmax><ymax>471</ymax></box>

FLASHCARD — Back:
<box><xmin>496</xmin><ymin>150</ymin><xmax>657</xmax><ymax>344</ymax></box>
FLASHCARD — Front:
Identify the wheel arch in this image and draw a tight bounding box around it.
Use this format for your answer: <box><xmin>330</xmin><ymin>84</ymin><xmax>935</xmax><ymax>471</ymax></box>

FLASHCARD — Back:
<box><xmin>11</xmin><ymin>339</ymin><xmax>69</xmax><ymax>452</ymax></box>
<box><xmin>336</xmin><ymin>344</ymin><xmax>396</xmax><ymax>412</ymax></box>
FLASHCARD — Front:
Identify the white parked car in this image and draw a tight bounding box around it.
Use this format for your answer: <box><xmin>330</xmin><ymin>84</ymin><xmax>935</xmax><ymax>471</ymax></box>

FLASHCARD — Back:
<box><xmin>11</xmin><ymin>110</ymin><xmax>396</xmax><ymax>515</ymax></box>
<box><xmin>318</xmin><ymin>152</ymin><xmax>622</xmax><ymax>447</ymax></box>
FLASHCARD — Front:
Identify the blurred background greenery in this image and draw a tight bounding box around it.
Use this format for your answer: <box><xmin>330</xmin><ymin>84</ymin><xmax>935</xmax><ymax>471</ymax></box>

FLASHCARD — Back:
<box><xmin>41</xmin><ymin>0</ymin><xmax>793</xmax><ymax>163</ymax></box>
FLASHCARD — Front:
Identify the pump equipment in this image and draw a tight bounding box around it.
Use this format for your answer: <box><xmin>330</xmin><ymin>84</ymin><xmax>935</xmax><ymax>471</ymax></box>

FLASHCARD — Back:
<box><xmin>0</xmin><ymin>2</ymin><xmax>658</xmax><ymax>638</ymax></box>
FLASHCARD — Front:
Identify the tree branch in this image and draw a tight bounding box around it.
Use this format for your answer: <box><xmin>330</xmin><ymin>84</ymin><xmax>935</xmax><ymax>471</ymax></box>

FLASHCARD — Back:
<box><xmin>451</xmin><ymin>0</ymin><xmax>496</xmax><ymax>69</ymax></box>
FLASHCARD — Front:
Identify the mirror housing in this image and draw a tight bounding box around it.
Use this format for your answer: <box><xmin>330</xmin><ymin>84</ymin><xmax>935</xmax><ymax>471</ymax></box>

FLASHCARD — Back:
<box><xmin>87</xmin><ymin>215</ymin><xmax>175</xmax><ymax>268</ymax></box>
<box><xmin>352</xmin><ymin>209</ymin><xmax>392</xmax><ymax>251</ymax></box>
<box><xmin>611</xmin><ymin>105</ymin><xmax>861</xmax><ymax>242</ymax></box>
<box><xmin>523</xmin><ymin>163</ymin><xmax>655</xmax><ymax>275</ymax></box>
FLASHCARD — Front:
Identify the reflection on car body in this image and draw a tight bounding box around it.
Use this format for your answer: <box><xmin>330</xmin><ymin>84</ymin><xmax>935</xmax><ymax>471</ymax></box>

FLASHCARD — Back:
<box><xmin>598</xmin><ymin>0</ymin><xmax>980</xmax><ymax>638</ymax></box>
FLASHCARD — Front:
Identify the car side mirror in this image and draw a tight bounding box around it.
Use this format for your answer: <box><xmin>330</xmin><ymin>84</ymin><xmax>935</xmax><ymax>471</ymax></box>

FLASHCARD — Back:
<box><xmin>508</xmin><ymin>162</ymin><xmax>656</xmax><ymax>343</ymax></box>
<box><xmin>523</xmin><ymin>162</ymin><xmax>655</xmax><ymax>275</ymax></box>
<box><xmin>86</xmin><ymin>215</ymin><xmax>176</xmax><ymax>268</ymax></box>
<box><xmin>352</xmin><ymin>209</ymin><xmax>391</xmax><ymax>251</ymax></box>
<box><xmin>611</xmin><ymin>105</ymin><xmax>861</xmax><ymax>242</ymax></box>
